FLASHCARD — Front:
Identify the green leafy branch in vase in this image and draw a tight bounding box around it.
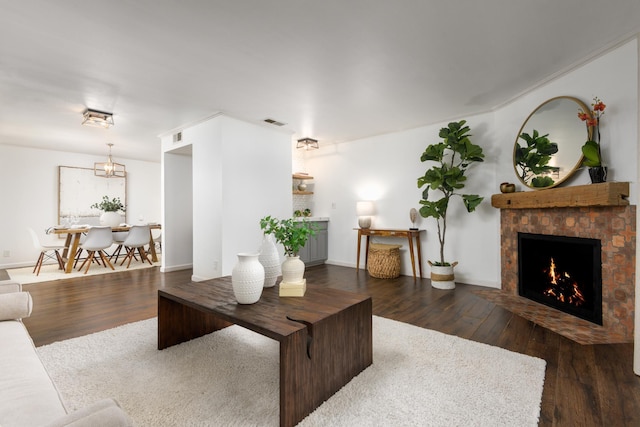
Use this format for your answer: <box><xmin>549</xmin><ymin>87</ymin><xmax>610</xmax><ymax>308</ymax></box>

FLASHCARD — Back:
<box><xmin>90</xmin><ymin>196</ymin><xmax>126</xmax><ymax>212</ymax></box>
<box><xmin>259</xmin><ymin>215</ymin><xmax>316</xmax><ymax>257</ymax></box>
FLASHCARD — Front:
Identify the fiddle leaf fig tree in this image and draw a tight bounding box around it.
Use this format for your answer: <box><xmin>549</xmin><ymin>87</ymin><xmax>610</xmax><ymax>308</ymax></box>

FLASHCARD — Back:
<box><xmin>417</xmin><ymin>120</ymin><xmax>485</xmax><ymax>266</ymax></box>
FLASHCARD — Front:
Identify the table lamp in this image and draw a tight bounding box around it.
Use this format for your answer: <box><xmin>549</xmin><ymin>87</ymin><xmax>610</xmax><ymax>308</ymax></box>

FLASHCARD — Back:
<box><xmin>356</xmin><ymin>201</ymin><xmax>375</xmax><ymax>229</ymax></box>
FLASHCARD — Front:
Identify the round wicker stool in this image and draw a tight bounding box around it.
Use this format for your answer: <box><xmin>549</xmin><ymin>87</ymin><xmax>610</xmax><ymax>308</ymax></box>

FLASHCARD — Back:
<box><xmin>367</xmin><ymin>243</ymin><xmax>402</xmax><ymax>278</ymax></box>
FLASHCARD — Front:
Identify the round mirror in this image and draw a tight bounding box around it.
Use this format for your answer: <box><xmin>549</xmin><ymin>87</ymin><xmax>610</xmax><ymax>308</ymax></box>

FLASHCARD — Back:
<box><xmin>513</xmin><ymin>96</ymin><xmax>591</xmax><ymax>189</ymax></box>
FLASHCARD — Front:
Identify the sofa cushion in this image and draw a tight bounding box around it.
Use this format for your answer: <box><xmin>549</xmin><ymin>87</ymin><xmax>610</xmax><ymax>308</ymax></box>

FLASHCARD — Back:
<box><xmin>0</xmin><ymin>320</ymin><xmax>67</xmax><ymax>427</ymax></box>
<box><xmin>0</xmin><ymin>280</ymin><xmax>21</xmax><ymax>294</ymax></box>
<box><xmin>0</xmin><ymin>292</ymin><xmax>33</xmax><ymax>320</ymax></box>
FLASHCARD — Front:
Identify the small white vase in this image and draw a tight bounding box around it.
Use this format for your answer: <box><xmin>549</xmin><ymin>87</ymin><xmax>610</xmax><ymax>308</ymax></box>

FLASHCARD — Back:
<box><xmin>232</xmin><ymin>253</ymin><xmax>265</xmax><ymax>304</ymax></box>
<box><xmin>258</xmin><ymin>234</ymin><xmax>281</xmax><ymax>288</ymax></box>
<box><xmin>100</xmin><ymin>211</ymin><xmax>121</xmax><ymax>227</ymax></box>
<box><xmin>281</xmin><ymin>255</ymin><xmax>305</xmax><ymax>284</ymax></box>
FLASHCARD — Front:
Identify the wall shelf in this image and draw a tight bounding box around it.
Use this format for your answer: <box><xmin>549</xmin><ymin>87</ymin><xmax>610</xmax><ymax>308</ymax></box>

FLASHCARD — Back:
<box><xmin>293</xmin><ymin>173</ymin><xmax>314</xmax><ymax>195</ymax></box>
<box><xmin>293</xmin><ymin>173</ymin><xmax>314</xmax><ymax>180</ymax></box>
<box><xmin>491</xmin><ymin>182</ymin><xmax>629</xmax><ymax>209</ymax></box>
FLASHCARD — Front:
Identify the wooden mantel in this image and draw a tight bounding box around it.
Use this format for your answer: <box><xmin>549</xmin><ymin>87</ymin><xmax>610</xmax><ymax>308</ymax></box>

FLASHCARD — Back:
<box><xmin>491</xmin><ymin>182</ymin><xmax>630</xmax><ymax>209</ymax></box>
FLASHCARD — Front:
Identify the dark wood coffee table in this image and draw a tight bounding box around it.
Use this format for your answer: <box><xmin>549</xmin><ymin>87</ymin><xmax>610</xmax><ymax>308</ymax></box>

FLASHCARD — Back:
<box><xmin>158</xmin><ymin>277</ymin><xmax>372</xmax><ymax>427</ymax></box>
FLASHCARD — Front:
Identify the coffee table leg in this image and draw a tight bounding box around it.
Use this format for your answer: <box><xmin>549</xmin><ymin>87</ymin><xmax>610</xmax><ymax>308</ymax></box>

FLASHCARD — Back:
<box><xmin>158</xmin><ymin>295</ymin><xmax>232</xmax><ymax>350</ymax></box>
<box><xmin>279</xmin><ymin>299</ymin><xmax>372</xmax><ymax>427</ymax></box>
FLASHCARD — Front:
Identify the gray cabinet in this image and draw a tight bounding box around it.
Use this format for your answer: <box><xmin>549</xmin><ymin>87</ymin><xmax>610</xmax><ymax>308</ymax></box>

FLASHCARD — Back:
<box><xmin>299</xmin><ymin>221</ymin><xmax>328</xmax><ymax>266</ymax></box>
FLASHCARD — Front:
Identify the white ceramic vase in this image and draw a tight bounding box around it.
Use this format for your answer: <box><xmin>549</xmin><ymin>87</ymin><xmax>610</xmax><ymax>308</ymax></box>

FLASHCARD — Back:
<box><xmin>258</xmin><ymin>234</ymin><xmax>281</xmax><ymax>288</ymax></box>
<box><xmin>100</xmin><ymin>211</ymin><xmax>121</xmax><ymax>227</ymax></box>
<box><xmin>281</xmin><ymin>255</ymin><xmax>305</xmax><ymax>284</ymax></box>
<box><xmin>232</xmin><ymin>253</ymin><xmax>265</xmax><ymax>304</ymax></box>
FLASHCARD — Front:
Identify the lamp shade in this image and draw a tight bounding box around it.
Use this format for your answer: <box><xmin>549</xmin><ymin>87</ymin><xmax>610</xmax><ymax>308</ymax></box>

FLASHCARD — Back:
<box><xmin>356</xmin><ymin>201</ymin><xmax>375</xmax><ymax>216</ymax></box>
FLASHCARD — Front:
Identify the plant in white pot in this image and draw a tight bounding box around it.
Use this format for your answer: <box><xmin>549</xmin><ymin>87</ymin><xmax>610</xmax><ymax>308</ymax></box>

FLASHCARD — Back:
<box><xmin>417</xmin><ymin>120</ymin><xmax>485</xmax><ymax>289</ymax></box>
<box><xmin>91</xmin><ymin>196</ymin><xmax>125</xmax><ymax>227</ymax></box>
<box><xmin>259</xmin><ymin>215</ymin><xmax>316</xmax><ymax>295</ymax></box>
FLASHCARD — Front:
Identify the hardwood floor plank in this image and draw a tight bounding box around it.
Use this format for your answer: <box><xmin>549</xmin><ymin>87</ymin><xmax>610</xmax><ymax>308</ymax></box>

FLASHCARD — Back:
<box><xmin>497</xmin><ymin>313</ymin><xmax>536</xmax><ymax>354</ymax></box>
<box><xmin>13</xmin><ymin>264</ymin><xmax>640</xmax><ymax>425</ymax></box>
<box><xmin>593</xmin><ymin>343</ymin><xmax>640</xmax><ymax>426</ymax></box>
<box><xmin>468</xmin><ymin>304</ymin><xmax>513</xmax><ymax>345</ymax></box>
<box><xmin>526</xmin><ymin>325</ymin><xmax>561</xmax><ymax>427</ymax></box>
<box><xmin>555</xmin><ymin>339</ymin><xmax>602</xmax><ymax>425</ymax></box>
<box><xmin>554</xmin><ymin>374</ymin><xmax>601</xmax><ymax>426</ymax></box>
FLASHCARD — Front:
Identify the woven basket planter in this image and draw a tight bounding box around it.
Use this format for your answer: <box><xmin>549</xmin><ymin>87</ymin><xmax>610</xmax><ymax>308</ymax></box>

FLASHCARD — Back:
<box><xmin>367</xmin><ymin>243</ymin><xmax>402</xmax><ymax>279</ymax></box>
<box><xmin>428</xmin><ymin>261</ymin><xmax>458</xmax><ymax>290</ymax></box>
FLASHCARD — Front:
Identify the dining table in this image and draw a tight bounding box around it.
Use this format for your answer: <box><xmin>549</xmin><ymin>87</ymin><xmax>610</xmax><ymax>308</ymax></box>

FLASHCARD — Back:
<box><xmin>49</xmin><ymin>224</ymin><xmax>162</xmax><ymax>273</ymax></box>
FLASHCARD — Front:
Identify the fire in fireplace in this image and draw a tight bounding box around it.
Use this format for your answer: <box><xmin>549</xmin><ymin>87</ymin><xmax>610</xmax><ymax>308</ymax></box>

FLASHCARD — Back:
<box><xmin>518</xmin><ymin>232</ymin><xmax>602</xmax><ymax>325</ymax></box>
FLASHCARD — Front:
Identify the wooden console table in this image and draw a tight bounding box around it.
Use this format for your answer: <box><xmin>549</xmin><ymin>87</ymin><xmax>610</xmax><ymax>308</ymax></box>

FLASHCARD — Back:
<box><xmin>356</xmin><ymin>228</ymin><xmax>425</xmax><ymax>279</ymax></box>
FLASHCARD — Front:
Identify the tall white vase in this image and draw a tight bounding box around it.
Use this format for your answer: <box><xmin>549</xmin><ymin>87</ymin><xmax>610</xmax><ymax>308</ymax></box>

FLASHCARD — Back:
<box><xmin>281</xmin><ymin>255</ymin><xmax>305</xmax><ymax>284</ymax></box>
<box><xmin>232</xmin><ymin>253</ymin><xmax>265</xmax><ymax>304</ymax></box>
<box><xmin>258</xmin><ymin>234</ymin><xmax>281</xmax><ymax>288</ymax></box>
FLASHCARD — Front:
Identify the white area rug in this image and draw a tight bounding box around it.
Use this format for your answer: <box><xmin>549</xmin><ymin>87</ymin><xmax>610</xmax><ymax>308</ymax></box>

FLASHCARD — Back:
<box><xmin>37</xmin><ymin>316</ymin><xmax>546</xmax><ymax>426</ymax></box>
<box><xmin>7</xmin><ymin>256</ymin><xmax>159</xmax><ymax>284</ymax></box>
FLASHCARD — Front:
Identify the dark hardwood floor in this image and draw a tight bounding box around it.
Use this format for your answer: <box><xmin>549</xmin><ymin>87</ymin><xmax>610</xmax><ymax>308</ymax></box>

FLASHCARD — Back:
<box><xmin>20</xmin><ymin>264</ymin><xmax>640</xmax><ymax>426</ymax></box>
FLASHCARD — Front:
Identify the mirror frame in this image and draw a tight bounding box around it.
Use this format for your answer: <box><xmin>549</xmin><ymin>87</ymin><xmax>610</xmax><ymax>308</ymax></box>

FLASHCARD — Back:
<box><xmin>513</xmin><ymin>96</ymin><xmax>591</xmax><ymax>190</ymax></box>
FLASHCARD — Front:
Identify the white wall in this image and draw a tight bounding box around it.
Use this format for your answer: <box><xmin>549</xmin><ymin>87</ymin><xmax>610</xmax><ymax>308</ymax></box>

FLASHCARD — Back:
<box><xmin>304</xmin><ymin>113</ymin><xmax>499</xmax><ymax>286</ymax></box>
<box><xmin>0</xmin><ymin>144</ymin><xmax>161</xmax><ymax>268</ymax></box>
<box><xmin>219</xmin><ymin>116</ymin><xmax>292</xmax><ymax>274</ymax></box>
<box><xmin>161</xmin><ymin>147</ymin><xmax>193</xmax><ymax>272</ymax></box>
<box><xmin>304</xmin><ymin>36</ymin><xmax>639</xmax><ymax>289</ymax></box>
<box><xmin>162</xmin><ymin>115</ymin><xmax>292</xmax><ymax>281</ymax></box>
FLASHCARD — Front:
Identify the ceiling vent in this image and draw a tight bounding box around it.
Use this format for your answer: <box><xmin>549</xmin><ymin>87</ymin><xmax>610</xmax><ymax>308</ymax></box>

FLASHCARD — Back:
<box><xmin>263</xmin><ymin>118</ymin><xmax>286</xmax><ymax>127</ymax></box>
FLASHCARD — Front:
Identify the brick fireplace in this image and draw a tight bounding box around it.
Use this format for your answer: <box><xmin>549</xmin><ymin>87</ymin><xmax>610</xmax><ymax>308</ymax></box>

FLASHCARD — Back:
<box><xmin>491</xmin><ymin>182</ymin><xmax>635</xmax><ymax>344</ymax></box>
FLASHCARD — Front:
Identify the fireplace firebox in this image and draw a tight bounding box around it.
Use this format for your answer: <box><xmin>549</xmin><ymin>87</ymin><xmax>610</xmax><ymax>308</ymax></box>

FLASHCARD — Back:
<box><xmin>518</xmin><ymin>232</ymin><xmax>603</xmax><ymax>325</ymax></box>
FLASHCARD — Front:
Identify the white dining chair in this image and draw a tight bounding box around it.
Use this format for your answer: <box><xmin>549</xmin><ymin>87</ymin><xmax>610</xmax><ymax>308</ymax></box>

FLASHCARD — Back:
<box><xmin>77</xmin><ymin>226</ymin><xmax>115</xmax><ymax>274</ymax></box>
<box><xmin>27</xmin><ymin>227</ymin><xmax>66</xmax><ymax>275</ymax></box>
<box><xmin>110</xmin><ymin>231</ymin><xmax>129</xmax><ymax>263</ymax></box>
<box><xmin>120</xmin><ymin>225</ymin><xmax>153</xmax><ymax>268</ymax></box>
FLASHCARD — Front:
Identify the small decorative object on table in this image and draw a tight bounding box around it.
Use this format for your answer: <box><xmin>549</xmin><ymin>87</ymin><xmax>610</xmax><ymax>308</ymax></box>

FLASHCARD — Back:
<box><xmin>578</xmin><ymin>96</ymin><xmax>607</xmax><ymax>183</ymax></box>
<box><xmin>259</xmin><ymin>215</ymin><xmax>316</xmax><ymax>297</ymax></box>
<box><xmin>500</xmin><ymin>182</ymin><xmax>516</xmax><ymax>193</ymax></box>
<box><xmin>409</xmin><ymin>208</ymin><xmax>418</xmax><ymax>230</ymax></box>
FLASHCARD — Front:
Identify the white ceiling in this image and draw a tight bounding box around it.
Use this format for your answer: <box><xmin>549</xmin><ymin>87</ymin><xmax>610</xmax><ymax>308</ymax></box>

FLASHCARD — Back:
<box><xmin>1</xmin><ymin>1</ymin><xmax>639</xmax><ymax>163</ymax></box>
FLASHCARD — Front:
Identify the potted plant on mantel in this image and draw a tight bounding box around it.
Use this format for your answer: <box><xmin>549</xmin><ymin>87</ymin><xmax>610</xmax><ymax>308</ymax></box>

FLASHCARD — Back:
<box><xmin>417</xmin><ymin>120</ymin><xmax>485</xmax><ymax>290</ymax></box>
<box><xmin>259</xmin><ymin>216</ymin><xmax>316</xmax><ymax>293</ymax></box>
<box><xmin>91</xmin><ymin>196</ymin><xmax>125</xmax><ymax>227</ymax></box>
<box><xmin>578</xmin><ymin>96</ymin><xmax>607</xmax><ymax>183</ymax></box>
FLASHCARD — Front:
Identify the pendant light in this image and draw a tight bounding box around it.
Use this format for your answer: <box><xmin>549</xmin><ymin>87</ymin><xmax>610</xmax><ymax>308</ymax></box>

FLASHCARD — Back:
<box><xmin>94</xmin><ymin>143</ymin><xmax>125</xmax><ymax>178</ymax></box>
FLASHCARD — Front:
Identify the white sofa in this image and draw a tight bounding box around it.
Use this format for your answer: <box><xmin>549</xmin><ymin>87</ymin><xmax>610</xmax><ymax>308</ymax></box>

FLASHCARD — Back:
<box><xmin>0</xmin><ymin>280</ymin><xmax>132</xmax><ymax>427</ymax></box>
